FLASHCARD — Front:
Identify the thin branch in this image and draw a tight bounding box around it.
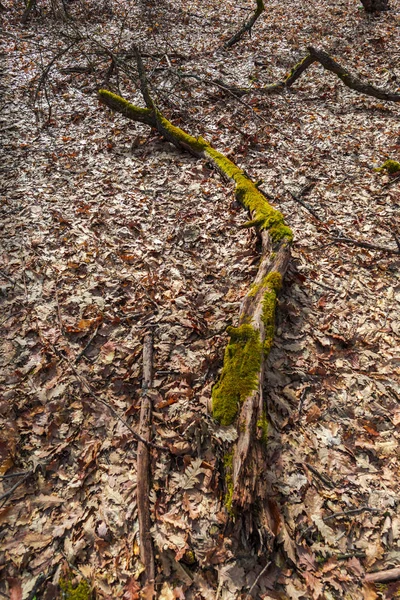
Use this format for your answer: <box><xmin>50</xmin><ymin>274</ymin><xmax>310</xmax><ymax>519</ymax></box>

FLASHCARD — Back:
<box><xmin>308</xmin><ymin>46</ymin><xmax>400</xmax><ymax>102</ymax></box>
<box><xmin>331</xmin><ymin>235</ymin><xmax>399</xmax><ymax>255</ymax></box>
<box><xmin>137</xmin><ymin>333</ymin><xmax>156</xmax><ymax>597</ymax></box>
<box><xmin>34</xmin><ymin>42</ymin><xmax>76</xmax><ymax>103</ymax></box>
<box><xmin>0</xmin><ymin>471</ymin><xmax>32</xmax><ymax>504</ymax></box>
<box><xmin>224</xmin><ymin>0</ymin><xmax>265</xmax><ymax>48</ymax></box>
<box><xmin>365</xmin><ymin>567</ymin><xmax>400</xmax><ymax>584</ymax></box>
<box><xmin>285</xmin><ymin>187</ymin><xmax>323</xmax><ymax>222</ymax></box>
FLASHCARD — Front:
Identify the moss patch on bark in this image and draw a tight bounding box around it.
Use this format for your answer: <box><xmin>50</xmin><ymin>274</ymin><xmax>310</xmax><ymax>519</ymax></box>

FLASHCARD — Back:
<box><xmin>212</xmin><ymin>324</ymin><xmax>262</xmax><ymax>426</ymax></box>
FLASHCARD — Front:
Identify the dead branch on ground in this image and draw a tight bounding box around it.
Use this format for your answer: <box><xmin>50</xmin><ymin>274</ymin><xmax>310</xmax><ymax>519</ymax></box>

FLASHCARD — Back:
<box><xmin>137</xmin><ymin>333</ymin><xmax>156</xmax><ymax>598</ymax></box>
<box><xmin>200</xmin><ymin>47</ymin><xmax>400</xmax><ymax>102</ymax></box>
<box><xmin>365</xmin><ymin>566</ymin><xmax>400</xmax><ymax>583</ymax></box>
<box><xmin>224</xmin><ymin>0</ymin><xmax>265</xmax><ymax>48</ymax></box>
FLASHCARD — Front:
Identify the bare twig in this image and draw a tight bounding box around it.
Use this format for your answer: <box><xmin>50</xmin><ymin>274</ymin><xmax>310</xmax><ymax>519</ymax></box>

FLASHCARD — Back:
<box><xmin>0</xmin><ymin>471</ymin><xmax>30</xmax><ymax>479</ymax></box>
<box><xmin>324</xmin><ymin>506</ymin><xmax>379</xmax><ymax>522</ymax></box>
<box><xmin>0</xmin><ymin>270</ymin><xmax>25</xmax><ymax>291</ymax></box>
<box><xmin>34</xmin><ymin>42</ymin><xmax>76</xmax><ymax>102</ymax></box>
<box><xmin>286</xmin><ymin>187</ymin><xmax>323</xmax><ymax>222</ymax></box>
<box><xmin>382</xmin><ymin>174</ymin><xmax>400</xmax><ymax>189</ymax></box>
<box><xmin>0</xmin><ymin>471</ymin><xmax>32</xmax><ymax>504</ymax></box>
<box><xmin>331</xmin><ymin>235</ymin><xmax>400</xmax><ymax>255</ymax></box>
<box><xmin>75</xmin><ymin>326</ymin><xmax>100</xmax><ymax>363</ymax></box>
<box><xmin>247</xmin><ymin>562</ymin><xmax>271</xmax><ymax>595</ymax></box>
<box><xmin>224</xmin><ymin>0</ymin><xmax>265</xmax><ymax>48</ymax></box>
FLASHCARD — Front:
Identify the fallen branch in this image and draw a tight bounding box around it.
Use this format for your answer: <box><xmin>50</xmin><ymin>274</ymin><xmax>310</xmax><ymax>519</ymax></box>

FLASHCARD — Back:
<box><xmin>224</xmin><ymin>0</ymin><xmax>265</xmax><ymax>48</ymax></box>
<box><xmin>137</xmin><ymin>333</ymin><xmax>156</xmax><ymax>598</ymax></box>
<box><xmin>99</xmin><ymin>48</ymin><xmax>292</xmax><ymax>550</ymax></box>
<box><xmin>201</xmin><ymin>48</ymin><xmax>400</xmax><ymax>102</ymax></box>
<box><xmin>365</xmin><ymin>566</ymin><xmax>400</xmax><ymax>584</ymax></box>
<box><xmin>308</xmin><ymin>46</ymin><xmax>400</xmax><ymax>103</ymax></box>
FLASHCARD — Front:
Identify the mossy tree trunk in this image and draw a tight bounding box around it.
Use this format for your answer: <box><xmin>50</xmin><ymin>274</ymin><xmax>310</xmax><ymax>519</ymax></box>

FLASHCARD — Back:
<box><xmin>99</xmin><ymin>45</ymin><xmax>293</xmax><ymax>553</ymax></box>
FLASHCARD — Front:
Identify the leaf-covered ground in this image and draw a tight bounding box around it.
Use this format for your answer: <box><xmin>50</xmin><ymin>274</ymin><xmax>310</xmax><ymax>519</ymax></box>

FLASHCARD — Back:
<box><xmin>1</xmin><ymin>0</ymin><xmax>400</xmax><ymax>598</ymax></box>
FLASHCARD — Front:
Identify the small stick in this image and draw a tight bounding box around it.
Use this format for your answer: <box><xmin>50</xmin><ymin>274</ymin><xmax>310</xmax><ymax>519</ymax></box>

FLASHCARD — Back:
<box><xmin>137</xmin><ymin>333</ymin><xmax>156</xmax><ymax>598</ymax></box>
<box><xmin>382</xmin><ymin>174</ymin><xmax>400</xmax><ymax>189</ymax></box>
<box><xmin>331</xmin><ymin>235</ymin><xmax>400</xmax><ymax>255</ymax></box>
<box><xmin>75</xmin><ymin>325</ymin><xmax>99</xmax><ymax>363</ymax></box>
<box><xmin>247</xmin><ymin>562</ymin><xmax>271</xmax><ymax>595</ymax></box>
<box><xmin>0</xmin><ymin>270</ymin><xmax>25</xmax><ymax>291</ymax></box>
<box><xmin>0</xmin><ymin>471</ymin><xmax>30</xmax><ymax>479</ymax></box>
<box><xmin>324</xmin><ymin>506</ymin><xmax>379</xmax><ymax>522</ymax></box>
<box><xmin>286</xmin><ymin>188</ymin><xmax>323</xmax><ymax>222</ymax></box>
<box><xmin>0</xmin><ymin>471</ymin><xmax>32</xmax><ymax>504</ymax></box>
<box><xmin>365</xmin><ymin>566</ymin><xmax>400</xmax><ymax>584</ymax></box>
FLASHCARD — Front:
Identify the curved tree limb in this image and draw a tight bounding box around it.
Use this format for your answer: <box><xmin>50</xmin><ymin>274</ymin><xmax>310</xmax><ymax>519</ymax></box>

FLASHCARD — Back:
<box><xmin>224</xmin><ymin>0</ymin><xmax>265</xmax><ymax>48</ymax></box>
<box><xmin>308</xmin><ymin>46</ymin><xmax>400</xmax><ymax>102</ymax></box>
<box><xmin>194</xmin><ymin>48</ymin><xmax>400</xmax><ymax>102</ymax></box>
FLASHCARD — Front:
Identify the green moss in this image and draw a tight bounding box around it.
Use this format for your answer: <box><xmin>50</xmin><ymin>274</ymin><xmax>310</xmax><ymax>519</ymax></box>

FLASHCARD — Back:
<box><xmin>98</xmin><ymin>89</ymin><xmax>153</xmax><ymax>124</ymax></box>
<box><xmin>157</xmin><ymin>113</ymin><xmax>208</xmax><ymax>153</ymax></box>
<box><xmin>223</xmin><ymin>450</ymin><xmax>235</xmax><ymax>515</ymax></box>
<box><xmin>236</xmin><ymin>178</ymin><xmax>293</xmax><ymax>242</ymax></box>
<box><xmin>212</xmin><ymin>324</ymin><xmax>262</xmax><ymax>425</ymax></box>
<box><xmin>248</xmin><ymin>271</ymin><xmax>282</xmax><ymax>299</ymax></box>
<box><xmin>204</xmin><ymin>147</ymin><xmax>292</xmax><ymax>243</ymax></box>
<box><xmin>262</xmin><ymin>272</ymin><xmax>281</xmax><ymax>355</ymax></box>
<box><xmin>284</xmin><ymin>54</ymin><xmax>311</xmax><ymax>82</ymax></box>
<box><xmin>60</xmin><ymin>577</ymin><xmax>92</xmax><ymax>600</ymax></box>
<box><xmin>375</xmin><ymin>159</ymin><xmax>400</xmax><ymax>174</ymax></box>
<box><xmin>256</xmin><ymin>410</ymin><xmax>268</xmax><ymax>445</ymax></box>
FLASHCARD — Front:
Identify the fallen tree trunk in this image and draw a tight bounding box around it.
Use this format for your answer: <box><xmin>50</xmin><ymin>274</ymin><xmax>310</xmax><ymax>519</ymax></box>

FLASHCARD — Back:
<box><xmin>99</xmin><ymin>84</ymin><xmax>292</xmax><ymax>546</ymax></box>
<box><xmin>99</xmin><ymin>46</ymin><xmax>292</xmax><ymax>551</ymax></box>
<box><xmin>224</xmin><ymin>0</ymin><xmax>265</xmax><ymax>48</ymax></box>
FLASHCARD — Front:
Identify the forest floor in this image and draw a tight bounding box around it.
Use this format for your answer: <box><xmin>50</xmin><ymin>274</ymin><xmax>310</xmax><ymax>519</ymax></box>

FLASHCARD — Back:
<box><xmin>1</xmin><ymin>0</ymin><xmax>400</xmax><ymax>598</ymax></box>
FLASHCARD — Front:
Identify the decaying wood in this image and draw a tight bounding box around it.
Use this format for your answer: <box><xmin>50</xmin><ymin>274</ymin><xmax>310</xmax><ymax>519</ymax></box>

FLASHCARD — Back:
<box><xmin>99</xmin><ymin>47</ymin><xmax>293</xmax><ymax>552</ymax></box>
<box><xmin>365</xmin><ymin>566</ymin><xmax>400</xmax><ymax>583</ymax></box>
<box><xmin>224</xmin><ymin>0</ymin><xmax>265</xmax><ymax>48</ymax></box>
<box><xmin>137</xmin><ymin>333</ymin><xmax>155</xmax><ymax>597</ymax></box>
